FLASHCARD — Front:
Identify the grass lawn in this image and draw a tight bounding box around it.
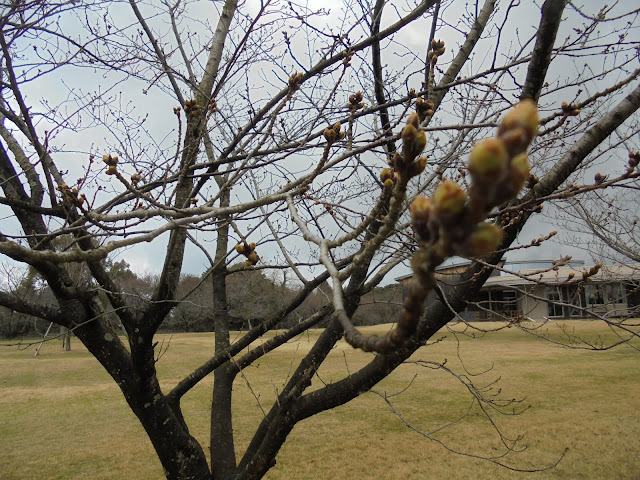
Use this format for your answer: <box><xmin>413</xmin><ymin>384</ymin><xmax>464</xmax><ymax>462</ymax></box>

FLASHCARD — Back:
<box><xmin>1</xmin><ymin>320</ymin><xmax>639</xmax><ymax>479</ymax></box>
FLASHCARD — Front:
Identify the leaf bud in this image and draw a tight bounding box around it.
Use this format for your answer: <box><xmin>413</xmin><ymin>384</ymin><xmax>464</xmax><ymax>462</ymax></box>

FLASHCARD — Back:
<box><xmin>105</xmin><ymin>165</ymin><xmax>117</xmax><ymax>175</ymax></box>
<box><xmin>465</xmin><ymin>223</ymin><xmax>504</xmax><ymax>257</ymax></box>
<box><xmin>235</xmin><ymin>244</ymin><xmax>245</xmax><ymax>254</ymax></box>
<box><xmin>248</xmin><ymin>242</ymin><xmax>256</xmax><ymax>252</ymax></box>
<box><xmin>467</xmin><ymin>138</ymin><xmax>508</xmax><ymax>179</ymax></box>
<box><xmin>380</xmin><ymin>168</ymin><xmax>393</xmax><ymax>182</ymax></box>
<box><xmin>383</xmin><ymin>178</ymin><xmax>394</xmax><ymax>189</ymax></box>
<box><xmin>433</xmin><ymin>180</ymin><xmax>466</xmax><ymax>216</ymax></box>
<box><xmin>247</xmin><ymin>252</ymin><xmax>259</xmax><ymax>264</ymax></box>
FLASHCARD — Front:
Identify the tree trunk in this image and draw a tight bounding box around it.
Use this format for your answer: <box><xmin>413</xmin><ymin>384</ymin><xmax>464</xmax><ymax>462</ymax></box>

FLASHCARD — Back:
<box><xmin>61</xmin><ymin>326</ymin><xmax>71</xmax><ymax>351</ymax></box>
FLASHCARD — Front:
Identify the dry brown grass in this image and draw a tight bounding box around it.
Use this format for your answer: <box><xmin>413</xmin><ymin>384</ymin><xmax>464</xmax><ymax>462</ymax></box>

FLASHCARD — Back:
<box><xmin>1</xmin><ymin>320</ymin><xmax>639</xmax><ymax>479</ymax></box>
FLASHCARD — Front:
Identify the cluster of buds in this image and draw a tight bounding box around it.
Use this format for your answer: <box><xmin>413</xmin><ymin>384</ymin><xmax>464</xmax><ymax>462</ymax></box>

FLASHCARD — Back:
<box><xmin>288</xmin><ymin>72</ymin><xmax>304</xmax><ymax>91</ymax></box>
<box><xmin>208</xmin><ymin>98</ymin><xmax>218</xmax><ymax>114</ymax></box>
<box><xmin>410</xmin><ymin>99</ymin><xmax>539</xmax><ymax>259</ymax></box>
<box><xmin>385</xmin><ymin>112</ymin><xmax>428</xmax><ymax>183</ymax></box>
<box><xmin>415</xmin><ymin>97</ymin><xmax>435</xmax><ymax>121</ymax></box>
<box><xmin>57</xmin><ymin>183</ymin><xmax>86</xmax><ymax>207</ymax></box>
<box><xmin>323</xmin><ymin>121</ymin><xmax>345</xmax><ymax>145</ymax></box>
<box><xmin>629</xmin><ymin>151</ymin><xmax>640</xmax><ymax>169</ymax></box>
<box><xmin>347</xmin><ymin>91</ymin><xmax>364</xmax><ymax>112</ymax></box>
<box><xmin>561</xmin><ymin>101</ymin><xmax>581</xmax><ymax>116</ymax></box>
<box><xmin>427</xmin><ymin>39</ymin><xmax>446</xmax><ymax>64</ymax></box>
<box><xmin>235</xmin><ymin>242</ymin><xmax>259</xmax><ymax>267</ymax></box>
<box><xmin>184</xmin><ymin>98</ymin><xmax>201</xmax><ymax>117</ymax></box>
<box><xmin>103</xmin><ymin>154</ymin><xmax>119</xmax><ymax>175</ymax></box>
<box><xmin>131</xmin><ymin>172</ymin><xmax>142</xmax><ymax>186</ymax></box>
<box><xmin>582</xmin><ymin>262</ymin><xmax>602</xmax><ymax>280</ymax></box>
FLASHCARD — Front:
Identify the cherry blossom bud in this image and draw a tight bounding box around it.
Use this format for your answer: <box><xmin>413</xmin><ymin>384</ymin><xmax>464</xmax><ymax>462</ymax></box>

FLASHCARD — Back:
<box><xmin>402</xmin><ymin>123</ymin><xmax>418</xmax><ymax>144</ymax></box>
<box><xmin>433</xmin><ymin>180</ymin><xmax>466</xmax><ymax>216</ymax></box>
<box><xmin>410</xmin><ymin>196</ymin><xmax>431</xmax><ymax>223</ymax></box>
<box><xmin>468</xmin><ymin>138</ymin><xmax>508</xmax><ymax>179</ymax></box>
<box><xmin>498</xmin><ymin>99</ymin><xmax>539</xmax><ymax>152</ymax></box>
<box><xmin>508</xmin><ymin>153</ymin><xmax>530</xmax><ymax>192</ymax></box>
<box><xmin>465</xmin><ymin>223</ymin><xmax>503</xmax><ymax>257</ymax></box>
<box><xmin>409</xmin><ymin>157</ymin><xmax>428</xmax><ymax>177</ymax></box>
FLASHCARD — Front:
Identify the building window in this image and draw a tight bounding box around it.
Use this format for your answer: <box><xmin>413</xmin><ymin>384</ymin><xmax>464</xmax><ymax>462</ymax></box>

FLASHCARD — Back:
<box><xmin>545</xmin><ymin>287</ymin><xmax>563</xmax><ymax>317</ymax></box>
<box><xmin>586</xmin><ymin>285</ymin><xmax>605</xmax><ymax>305</ymax></box>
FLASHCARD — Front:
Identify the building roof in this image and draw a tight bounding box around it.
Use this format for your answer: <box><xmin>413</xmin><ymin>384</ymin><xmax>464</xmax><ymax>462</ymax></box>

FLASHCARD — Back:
<box><xmin>483</xmin><ymin>263</ymin><xmax>640</xmax><ymax>288</ymax></box>
<box><xmin>395</xmin><ymin>261</ymin><xmax>640</xmax><ymax>287</ymax></box>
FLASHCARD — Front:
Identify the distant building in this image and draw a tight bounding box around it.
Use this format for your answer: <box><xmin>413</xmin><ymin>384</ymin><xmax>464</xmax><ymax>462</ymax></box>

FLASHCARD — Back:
<box><xmin>396</xmin><ymin>260</ymin><xmax>640</xmax><ymax>321</ymax></box>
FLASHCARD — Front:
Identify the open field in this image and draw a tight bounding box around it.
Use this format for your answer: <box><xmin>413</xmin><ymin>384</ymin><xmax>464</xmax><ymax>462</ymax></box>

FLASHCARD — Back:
<box><xmin>1</xmin><ymin>320</ymin><xmax>639</xmax><ymax>480</ymax></box>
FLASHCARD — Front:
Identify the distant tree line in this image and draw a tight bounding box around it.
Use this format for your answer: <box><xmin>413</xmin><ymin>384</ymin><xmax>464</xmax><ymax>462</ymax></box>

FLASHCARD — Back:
<box><xmin>1</xmin><ymin>260</ymin><xmax>403</xmax><ymax>338</ymax></box>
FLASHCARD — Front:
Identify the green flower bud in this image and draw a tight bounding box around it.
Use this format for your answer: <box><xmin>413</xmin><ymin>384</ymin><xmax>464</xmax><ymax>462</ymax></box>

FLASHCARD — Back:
<box><xmin>402</xmin><ymin>123</ymin><xmax>418</xmax><ymax>144</ymax></box>
<box><xmin>508</xmin><ymin>153</ymin><xmax>530</xmax><ymax>193</ymax></box>
<box><xmin>498</xmin><ymin>99</ymin><xmax>539</xmax><ymax>150</ymax></box>
<box><xmin>410</xmin><ymin>195</ymin><xmax>431</xmax><ymax>223</ymax></box>
<box><xmin>468</xmin><ymin>138</ymin><xmax>508</xmax><ymax>179</ymax></box>
<box><xmin>408</xmin><ymin>157</ymin><xmax>428</xmax><ymax>177</ymax></box>
<box><xmin>466</xmin><ymin>223</ymin><xmax>503</xmax><ymax>257</ymax></box>
<box><xmin>412</xmin><ymin>131</ymin><xmax>427</xmax><ymax>156</ymax></box>
<box><xmin>433</xmin><ymin>180</ymin><xmax>466</xmax><ymax>215</ymax></box>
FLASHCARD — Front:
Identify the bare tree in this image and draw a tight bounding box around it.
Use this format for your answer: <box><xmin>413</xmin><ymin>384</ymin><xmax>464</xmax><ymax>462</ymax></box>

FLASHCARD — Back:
<box><xmin>1</xmin><ymin>1</ymin><xmax>639</xmax><ymax>479</ymax></box>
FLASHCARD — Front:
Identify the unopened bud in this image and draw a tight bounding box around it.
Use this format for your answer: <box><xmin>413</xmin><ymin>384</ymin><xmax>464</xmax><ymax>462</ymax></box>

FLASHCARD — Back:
<box><xmin>412</xmin><ymin>131</ymin><xmax>427</xmax><ymax>156</ymax></box>
<box><xmin>235</xmin><ymin>244</ymin><xmax>245</xmax><ymax>254</ymax></box>
<box><xmin>433</xmin><ymin>180</ymin><xmax>466</xmax><ymax>215</ymax></box>
<box><xmin>498</xmin><ymin>99</ymin><xmax>539</xmax><ymax>152</ymax></box>
<box><xmin>408</xmin><ymin>157</ymin><xmax>428</xmax><ymax>177</ymax></box>
<box><xmin>466</xmin><ymin>223</ymin><xmax>503</xmax><ymax>257</ymax></box>
<box><xmin>402</xmin><ymin>123</ymin><xmax>418</xmax><ymax>144</ymax></box>
<box><xmin>468</xmin><ymin>138</ymin><xmax>508</xmax><ymax>179</ymax></box>
<box><xmin>406</xmin><ymin>112</ymin><xmax>420</xmax><ymax>129</ymax></box>
<box><xmin>323</xmin><ymin>128</ymin><xmax>336</xmax><ymax>144</ymax></box>
<box><xmin>508</xmin><ymin>153</ymin><xmax>530</xmax><ymax>193</ymax></box>
<box><xmin>410</xmin><ymin>196</ymin><xmax>431</xmax><ymax>223</ymax></box>
<box><xmin>380</xmin><ymin>168</ymin><xmax>393</xmax><ymax>182</ymax></box>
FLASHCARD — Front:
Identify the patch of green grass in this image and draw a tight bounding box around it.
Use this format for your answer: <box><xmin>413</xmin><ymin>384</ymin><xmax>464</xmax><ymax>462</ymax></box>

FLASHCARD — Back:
<box><xmin>1</xmin><ymin>320</ymin><xmax>639</xmax><ymax>479</ymax></box>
